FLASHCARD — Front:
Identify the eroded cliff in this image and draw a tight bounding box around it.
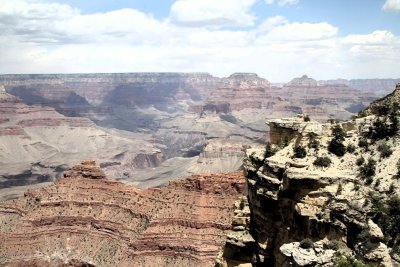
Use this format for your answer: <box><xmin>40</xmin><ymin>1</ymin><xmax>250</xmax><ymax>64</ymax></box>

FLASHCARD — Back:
<box><xmin>217</xmin><ymin>84</ymin><xmax>400</xmax><ymax>267</ymax></box>
<box><xmin>0</xmin><ymin>160</ymin><xmax>245</xmax><ymax>267</ymax></box>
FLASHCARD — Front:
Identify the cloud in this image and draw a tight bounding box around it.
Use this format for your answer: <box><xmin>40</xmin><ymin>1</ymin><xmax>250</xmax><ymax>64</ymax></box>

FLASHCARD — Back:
<box><xmin>256</xmin><ymin>22</ymin><xmax>338</xmax><ymax>42</ymax></box>
<box><xmin>0</xmin><ymin>0</ymin><xmax>399</xmax><ymax>81</ymax></box>
<box><xmin>169</xmin><ymin>0</ymin><xmax>257</xmax><ymax>27</ymax></box>
<box><xmin>342</xmin><ymin>30</ymin><xmax>397</xmax><ymax>45</ymax></box>
<box><xmin>265</xmin><ymin>0</ymin><xmax>299</xmax><ymax>7</ymax></box>
<box><xmin>382</xmin><ymin>0</ymin><xmax>400</xmax><ymax>11</ymax></box>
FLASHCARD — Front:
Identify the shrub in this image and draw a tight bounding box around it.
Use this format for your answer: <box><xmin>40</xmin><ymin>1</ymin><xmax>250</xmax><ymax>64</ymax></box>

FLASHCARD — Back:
<box><xmin>367</xmin><ymin>108</ymin><xmax>398</xmax><ymax>140</ymax></box>
<box><xmin>304</xmin><ymin>115</ymin><xmax>310</xmax><ymax>122</ymax></box>
<box><xmin>358</xmin><ymin>138</ymin><xmax>369</xmax><ymax>151</ymax></box>
<box><xmin>308</xmin><ymin>139</ymin><xmax>320</xmax><ymax>149</ymax></box>
<box><xmin>328</xmin><ymin>139</ymin><xmax>346</xmax><ymax>156</ymax></box>
<box><xmin>307</xmin><ymin>132</ymin><xmax>320</xmax><ymax>150</ymax></box>
<box><xmin>346</xmin><ymin>144</ymin><xmax>356</xmax><ymax>153</ymax></box>
<box><xmin>377</xmin><ymin>143</ymin><xmax>393</xmax><ymax>158</ymax></box>
<box><xmin>376</xmin><ymin>196</ymin><xmax>400</xmax><ymax>247</ymax></box>
<box><xmin>334</xmin><ymin>256</ymin><xmax>367</xmax><ymax>267</ymax></box>
<box><xmin>328</xmin><ymin>125</ymin><xmax>346</xmax><ymax>157</ymax></box>
<box><xmin>313</xmin><ymin>156</ymin><xmax>332</xmax><ymax>167</ymax></box>
<box><xmin>332</xmin><ymin>124</ymin><xmax>346</xmax><ymax>140</ymax></box>
<box><xmin>299</xmin><ymin>238</ymin><xmax>314</xmax><ymax>249</ymax></box>
<box><xmin>294</xmin><ymin>145</ymin><xmax>307</xmax><ymax>158</ymax></box>
<box><xmin>355</xmin><ymin>157</ymin><xmax>365</xmax><ymax>166</ymax></box>
<box><xmin>325</xmin><ymin>240</ymin><xmax>340</xmax><ymax>250</ymax></box>
<box><xmin>359</xmin><ymin>158</ymin><xmax>376</xmax><ymax>179</ymax></box>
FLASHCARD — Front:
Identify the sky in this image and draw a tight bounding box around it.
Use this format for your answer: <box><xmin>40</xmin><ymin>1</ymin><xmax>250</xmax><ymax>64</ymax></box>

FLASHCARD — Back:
<box><xmin>0</xmin><ymin>0</ymin><xmax>399</xmax><ymax>81</ymax></box>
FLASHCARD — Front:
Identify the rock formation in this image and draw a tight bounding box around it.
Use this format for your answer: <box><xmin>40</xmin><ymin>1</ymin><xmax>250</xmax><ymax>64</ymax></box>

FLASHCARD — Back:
<box><xmin>0</xmin><ymin>161</ymin><xmax>245</xmax><ymax>267</ymax></box>
<box><xmin>287</xmin><ymin>75</ymin><xmax>319</xmax><ymax>87</ymax></box>
<box><xmin>217</xmin><ymin>84</ymin><xmax>400</xmax><ymax>266</ymax></box>
<box><xmin>0</xmin><ymin>88</ymin><xmax>165</xmax><ymax>194</ymax></box>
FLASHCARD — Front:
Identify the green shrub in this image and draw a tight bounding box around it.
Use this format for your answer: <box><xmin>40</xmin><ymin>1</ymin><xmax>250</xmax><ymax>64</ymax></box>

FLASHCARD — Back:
<box><xmin>328</xmin><ymin>125</ymin><xmax>346</xmax><ymax>157</ymax></box>
<box><xmin>334</xmin><ymin>256</ymin><xmax>367</xmax><ymax>267</ymax></box>
<box><xmin>377</xmin><ymin>143</ymin><xmax>393</xmax><ymax>158</ymax></box>
<box><xmin>313</xmin><ymin>156</ymin><xmax>332</xmax><ymax>167</ymax></box>
<box><xmin>358</xmin><ymin>138</ymin><xmax>369</xmax><ymax>151</ymax></box>
<box><xmin>359</xmin><ymin>158</ymin><xmax>376</xmax><ymax>179</ymax></box>
<box><xmin>328</xmin><ymin>139</ymin><xmax>346</xmax><ymax>157</ymax></box>
<box><xmin>356</xmin><ymin>157</ymin><xmax>365</xmax><ymax>166</ymax></box>
<box><xmin>304</xmin><ymin>115</ymin><xmax>310</xmax><ymax>122</ymax></box>
<box><xmin>294</xmin><ymin>145</ymin><xmax>307</xmax><ymax>158</ymax></box>
<box><xmin>376</xmin><ymin>196</ymin><xmax>400</xmax><ymax>247</ymax></box>
<box><xmin>307</xmin><ymin>132</ymin><xmax>320</xmax><ymax>149</ymax></box>
<box><xmin>346</xmin><ymin>144</ymin><xmax>356</xmax><ymax>153</ymax></box>
<box><xmin>299</xmin><ymin>238</ymin><xmax>314</xmax><ymax>249</ymax></box>
<box><xmin>367</xmin><ymin>107</ymin><xmax>398</xmax><ymax>140</ymax></box>
<box><xmin>324</xmin><ymin>240</ymin><xmax>340</xmax><ymax>250</ymax></box>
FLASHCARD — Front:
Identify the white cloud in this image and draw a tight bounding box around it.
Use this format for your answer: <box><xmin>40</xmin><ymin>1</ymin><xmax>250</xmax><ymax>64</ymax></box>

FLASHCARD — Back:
<box><xmin>265</xmin><ymin>0</ymin><xmax>299</xmax><ymax>6</ymax></box>
<box><xmin>382</xmin><ymin>0</ymin><xmax>400</xmax><ymax>11</ymax></box>
<box><xmin>169</xmin><ymin>0</ymin><xmax>257</xmax><ymax>27</ymax></box>
<box><xmin>0</xmin><ymin>0</ymin><xmax>399</xmax><ymax>81</ymax></box>
<box><xmin>342</xmin><ymin>30</ymin><xmax>397</xmax><ymax>45</ymax></box>
<box><xmin>256</xmin><ymin>22</ymin><xmax>338</xmax><ymax>42</ymax></box>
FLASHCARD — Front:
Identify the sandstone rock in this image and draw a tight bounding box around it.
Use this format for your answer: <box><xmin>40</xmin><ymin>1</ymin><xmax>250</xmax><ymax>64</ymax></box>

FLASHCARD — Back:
<box><xmin>63</xmin><ymin>160</ymin><xmax>106</xmax><ymax>179</ymax></box>
<box><xmin>368</xmin><ymin>219</ymin><xmax>384</xmax><ymax>243</ymax></box>
<box><xmin>0</xmin><ymin>166</ymin><xmax>245</xmax><ymax>267</ymax></box>
<box><xmin>364</xmin><ymin>242</ymin><xmax>393</xmax><ymax>267</ymax></box>
<box><xmin>280</xmin><ymin>242</ymin><xmax>336</xmax><ymax>267</ymax></box>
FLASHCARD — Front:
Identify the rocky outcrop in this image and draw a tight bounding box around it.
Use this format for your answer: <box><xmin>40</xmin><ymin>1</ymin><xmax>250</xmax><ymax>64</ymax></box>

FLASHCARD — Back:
<box><xmin>63</xmin><ymin>160</ymin><xmax>106</xmax><ymax>179</ymax></box>
<box><xmin>363</xmin><ymin>83</ymin><xmax>400</xmax><ymax>115</ymax></box>
<box><xmin>0</xmin><ymin>162</ymin><xmax>245</xmax><ymax>267</ymax></box>
<box><xmin>218</xmin><ymin>85</ymin><xmax>400</xmax><ymax>267</ymax></box>
<box><xmin>287</xmin><ymin>75</ymin><xmax>318</xmax><ymax>87</ymax></box>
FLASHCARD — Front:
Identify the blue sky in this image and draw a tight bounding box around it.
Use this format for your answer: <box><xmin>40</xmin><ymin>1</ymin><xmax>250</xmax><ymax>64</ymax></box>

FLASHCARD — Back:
<box><xmin>0</xmin><ymin>0</ymin><xmax>399</xmax><ymax>81</ymax></box>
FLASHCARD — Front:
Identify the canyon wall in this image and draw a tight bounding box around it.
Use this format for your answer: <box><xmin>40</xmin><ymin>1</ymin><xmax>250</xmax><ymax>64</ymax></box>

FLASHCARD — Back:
<box><xmin>0</xmin><ymin>161</ymin><xmax>245</xmax><ymax>267</ymax></box>
<box><xmin>217</xmin><ymin>84</ymin><xmax>400</xmax><ymax>267</ymax></box>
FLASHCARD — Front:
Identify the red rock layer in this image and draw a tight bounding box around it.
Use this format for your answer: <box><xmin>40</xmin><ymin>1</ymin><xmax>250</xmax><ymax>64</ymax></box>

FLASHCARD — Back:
<box><xmin>0</xmin><ymin>90</ymin><xmax>93</xmax><ymax>136</ymax></box>
<box><xmin>0</xmin><ymin>162</ymin><xmax>245</xmax><ymax>267</ymax></box>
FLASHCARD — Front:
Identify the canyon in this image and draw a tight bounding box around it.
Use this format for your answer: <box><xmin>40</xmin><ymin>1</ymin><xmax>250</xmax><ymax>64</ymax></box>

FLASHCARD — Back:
<box><xmin>0</xmin><ymin>72</ymin><xmax>399</xmax><ymax>266</ymax></box>
<box><xmin>0</xmin><ymin>73</ymin><xmax>390</xmax><ymax>196</ymax></box>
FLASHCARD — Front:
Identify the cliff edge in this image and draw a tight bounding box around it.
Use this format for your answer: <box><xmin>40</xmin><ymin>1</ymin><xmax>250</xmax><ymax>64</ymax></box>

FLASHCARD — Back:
<box><xmin>217</xmin><ymin>84</ymin><xmax>400</xmax><ymax>267</ymax></box>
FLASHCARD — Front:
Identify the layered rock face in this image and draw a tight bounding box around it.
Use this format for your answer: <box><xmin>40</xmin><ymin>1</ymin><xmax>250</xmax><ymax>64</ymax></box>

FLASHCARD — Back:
<box><xmin>0</xmin><ymin>73</ymin><xmax>391</xmax><ymax>197</ymax></box>
<box><xmin>0</xmin><ymin>161</ymin><xmax>245</xmax><ymax>267</ymax></box>
<box><xmin>194</xmin><ymin>74</ymin><xmax>377</xmax><ymax>128</ymax></box>
<box><xmin>0</xmin><ymin>88</ymin><xmax>164</xmax><ymax>192</ymax></box>
<box><xmin>320</xmin><ymin>79</ymin><xmax>400</xmax><ymax>97</ymax></box>
<box><xmin>217</xmin><ymin>85</ymin><xmax>400</xmax><ymax>267</ymax></box>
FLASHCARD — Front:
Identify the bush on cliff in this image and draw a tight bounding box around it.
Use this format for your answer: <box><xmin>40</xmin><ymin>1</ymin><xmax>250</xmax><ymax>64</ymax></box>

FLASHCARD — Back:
<box><xmin>334</xmin><ymin>256</ymin><xmax>367</xmax><ymax>267</ymax></box>
<box><xmin>328</xmin><ymin>125</ymin><xmax>346</xmax><ymax>157</ymax></box>
<box><xmin>299</xmin><ymin>238</ymin><xmax>314</xmax><ymax>249</ymax></box>
<box><xmin>376</xmin><ymin>196</ymin><xmax>400</xmax><ymax>247</ymax></box>
<box><xmin>313</xmin><ymin>156</ymin><xmax>332</xmax><ymax>167</ymax></box>
<box><xmin>377</xmin><ymin>143</ymin><xmax>393</xmax><ymax>158</ymax></box>
<box><xmin>294</xmin><ymin>145</ymin><xmax>307</xmax><ymax>158</ymax></box>
<box><xmin>359</xmin><ymin>158</ymin><xmax>376</xmax><ymax>181</ymax></box>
